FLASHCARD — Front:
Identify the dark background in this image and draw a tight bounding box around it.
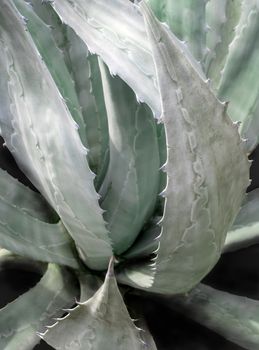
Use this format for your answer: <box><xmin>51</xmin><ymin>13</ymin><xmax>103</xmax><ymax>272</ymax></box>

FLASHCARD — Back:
<box><xmin>0</xmin><ymin>139</ymin><xmax>259</xmax><ymax>350</ymax></box>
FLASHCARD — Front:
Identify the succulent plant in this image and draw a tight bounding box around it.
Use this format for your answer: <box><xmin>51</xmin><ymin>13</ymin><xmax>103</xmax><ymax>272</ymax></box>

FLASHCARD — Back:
<box><xmin>0</xmin><ymin>0</ymin><xmax>259</xmax><ymax>349</ymax></box>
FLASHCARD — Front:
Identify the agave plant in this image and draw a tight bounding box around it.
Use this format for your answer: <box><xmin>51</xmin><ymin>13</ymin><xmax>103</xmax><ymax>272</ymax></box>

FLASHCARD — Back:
<box><xmin>0</xmin><ymin>0</ymin><xmax>259</xmax><ymax>349</ymax></box>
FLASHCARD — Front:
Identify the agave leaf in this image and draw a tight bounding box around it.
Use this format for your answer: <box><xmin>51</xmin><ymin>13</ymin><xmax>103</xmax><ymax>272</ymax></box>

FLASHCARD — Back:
<box><xmin>216</xmin><ymin>0</ymin><xmax>259</xmax><ymax>153</ymax></box>
<box><xmin>204</xmin><ymin>0</ymin><xmax>242</xmax><ymax>85</ymax></box>
<box><xmin>0</xmin><ymin>1</ymin><xmax>113</xmax><ymax>270</ymax></box>
<box><xmin>13</xmin><ymin>0</ymin><xmax>89</xmax><ymax>149</ymax></box>
<box><xmin>0</xmin><ymin>199</ymin><xmax>79</xmax><ymax>268</ymax></box>
<box><xmin>0</xmin><ymin>263</ymin><xmax>78</xmax><ymax>350</ymax></box>
<box><xmin>43</xmin><ymin>259</ymin><xmax>153</xmax><ymax>350</ymax></box>
<box><xmin>122</xmin><ymin>220</ymin><xmax>160</xmax><ymax>260</ymax></box>
<box><xmin>50</xmin><ymin>0</ymin><xmax>207</xmax><ymax>117</ymax></box>
<box><xmin>147</xmin><ymin>0</ymin><xmax>208</xmax><ymax>63</ymax></box>
<box><xmin>27</xmin><ymin>0</ymin><xmax>110</xmax><ymax>189</ymax></box>
<box><xmin>125</xmin><ymin>296</ymin><xmax>158</xmax><ymax>350</ymax></box>
<box><xmin>98</xmin><ymin>60</ymin><xmax>160</xmax><ymax>254</ymax></box>
<box><xmin>50</xmin><ymin>0</ymin><xmax>160</xmax><ymax>115</ymax></box>
<box><xmin>29</xmin><ymin>0</ymin><xmax>70</xmax><ymax>62</ymax></box>
<box><xmin>118</xmin><ymin>2</ymin><xmax>249</xmax><ymax>294</ymax></box>
<box><xmin>0</xmin><ymin>167</ymin><xmax>78</xmax><ymax>267</ymax></box>
<box><xmin>0</xmin><ymin>168</ymin><xmax>57</xmax><ymax>223</ymax></box>
<box><xmin>164</xmin><ymin>283</ymin><xmax>259</xmax><ymax>350</ymax></box>
<box><xmin>224</xmin><ymin>189</ymin><xmax>259</xmax><ymax>253</ymax></box>
<box><xmin>77</xmin><ymin>271</ymin><xmax>102</xmax><ymax>302</ymax></box>
<box><xmin>65</xmin><ymin>28</ymin><xmax>110</xmax><ymax>190</ymax></box>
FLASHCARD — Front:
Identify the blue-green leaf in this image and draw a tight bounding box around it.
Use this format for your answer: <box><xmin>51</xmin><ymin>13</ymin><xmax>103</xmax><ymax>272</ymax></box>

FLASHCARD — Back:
<box><xmin>0</xmin><ymin>0</ymin><xmax>113</xmax><ymax>270</ymax></box>
<box><xmin>43</xmin><ymin>259</ymin><xmax>156</xmax><ymax>350</ymax></box>
<box><xmin>204</xmin><ymin>0</ymin><xmax>242</xmax><ymax>84</ymax></box>
<box><xmin>50</xmin><ymin>0</ymin><xmax>160</xmax><ymax>115</ymax></box>
<box><xmin>0</xmin><ymin>263</ymin><xmax>78</xmax><ymax>350</ymax></box>
<box><xmin>216</xmin><ymin>1</ymin><xmax>259</xmax><ymax>152</ymax></box>
<box><xmin>0</xmin><ymin>168</ymin><xmax>57</xmax><ymax>223</ymax></box>
<box><xmin>118</xmin><ymin>2</ymin><xmax>249</xmax><ymax>294</ymax></box>
<box><xmin>99</xmin><ymin>60</ymin><xmax>160</xmax><ymax>254</ymax></box>
<box><xmin>165</xmin><ymin>283</ymin><xmax>259</xmax><ymax>350</ymax></box>
<box><xmin>224</xmin><ymin>189</ymin><xmax>259</xmax><ymax>253</ymax></box>
<box><xmin>147</xmin><ymin>0</ymin><xmax>208</xmax><ymax>63</ymax></box>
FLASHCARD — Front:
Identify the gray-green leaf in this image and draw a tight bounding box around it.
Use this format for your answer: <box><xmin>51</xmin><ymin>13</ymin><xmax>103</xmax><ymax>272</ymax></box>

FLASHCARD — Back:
<box><xmin>224</xmin><ymin>189</ymin><xmax>259</xmax><ymax>253</ymax></box>
<box><xmin>0</xmin><ymin>263</ymin><xmax>78</xmax><ymax>350</ymax></box>
<box><xmin>99</xmin><ymin>60</ymin><xmax>160</xmax><ymax>254</ymax></box>
<box><xmin>164</xmin><ymin>283</ymin><xmax>259</xmax><ymax>350</ymax></box>
<box><xmin>43</xmin><ymin>259</ymin><xmax>153</xmax><ymax>350</ymax></box>
<box><xmin>0</xmin><ymin>0</ymin><xmax>113</xmax><ymax>270</ymax></box>
<box><xmin>118</xmin><ymin>2</ymin><xmax>249</xmax><ymax>295</ymax></box>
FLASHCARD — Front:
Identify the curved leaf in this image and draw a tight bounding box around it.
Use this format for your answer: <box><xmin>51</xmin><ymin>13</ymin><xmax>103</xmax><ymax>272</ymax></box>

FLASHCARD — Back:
<box><xmin>65</xmin><ymin>28</ymin><xmax>110</xmax><ymax>190</ymax></box>
<box><xmin>50</xmin><ymin>0</ymin><xmax>160</xmax><ymax>115</ymax></box>
<box><xmin>204</xmin><ymin>0</ymin><xmax>242</xmax><ymax>84</ymax></box>
<box><xmin>0</xmin><ymin>199</ymin><xmax>79</xmax><ymax>268</ymax></box>
<box><xmin>0</xmin><ymin>0</ymin><xmax>113</xmax><ymax>270</ymax></box>
<box><xmin>27</xmin><ymin>0</ymin><xmax>110</xmax><ymax>189</ymax></box>
<box><xmin>0</xmin><ymin>167</ymin><xmax>79</xmax><ymax>268</ymax></box>
<box><xmin>165</xmin><ymin>283</ymin><xmax>259</xmax><ymax>350</ymax></box>
<box><xmin>0</xmin><ymin>168</ymin><xmax>57</xmax><ymax>223</ymax></box>
<box><xmin>43</xmin><ymin>259</ymin><xmax>151</xmax><ymax>350</ymax></box>
<box><xmin>216</xmin><ymin>1</ymin><xmax>259</xmax><ymax>152</ymax></box>
<box><xmin>224</xmin><ymin>189</ymin><xmax>259</xmax><ymax>252</ymax></box>
<box><xmin>77</xmin><ymin>271</ymin><xmax>102</xmax><ymax>302</ymax></box>
<box><xmin>13</xmin><ymin>0</ymin><xmax>89</xmax><ymax>149</ymax></box>
<box><xmin>0</xmin><ymin>263</ymin><xmax>78</xmax><ymax>350</ymax></box>
<box><xmin>147</xmin><ymin>0</ymin><xmax>208</xmax><ymax>63</ymax></box>
<box><xmin>99</xmin><ymin>60</ymin><xmax>160</xmax><ymax>254</ymax></box>
<box><xmin>118</xmin><ymin>2</ymin><xmax>249</xmax><ymax>294</ymax></box>
<box><xmin>122</xmin><ymin>219</ymin><xmax>160</xmax><ymax>260</ymax></box>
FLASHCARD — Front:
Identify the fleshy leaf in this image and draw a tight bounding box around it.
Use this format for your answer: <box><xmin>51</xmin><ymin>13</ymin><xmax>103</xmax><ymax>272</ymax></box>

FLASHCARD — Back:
<box><xmin>147</xmin><ymin>0</ymin><xmax>208</xmax><ymax>63</ymax></box>
<box><xmin>165</xmin><ymin>283</ymin><xmax>259</xmax><ymax>350</ymax></box>
<box><xmin>77</xmin><ymin>271</ymin><xmax>102</xmax><ymax>302</ymax></box>
<box><xmin>0</xmin><ymin>263</ymin><xmax>78</xmax><ymax>350</ymax></box>
<box><xmin>65</xmin><ymin>28</ymin><xmax>110</xmax><ymax>190</ymax></box>
<box><xmin>0</xmin><ymin>200</ymin><xmax>79</xmax><ymax>269</ymax></box>
<box><xmin>50</xmin><ymin>0</ymin><xmax>160</xmax><ymax>115</ymax></box>
<box><xmin>118</xmin><ymin>2</ymin><xmax>249</xmax><ymax>294</ymax></box>
<box><xmin>98</xmin><ymin>60</ymin><xmax>160</xmax><ymax>254</ymax></box>
<box><xmin>122</xmin><ymin>219</ymin><xmax>161</xmax><ymax>260</ymax></box>
<box><xmin>0</xmin><ymin>167</ymin><xmax>79</xmax><ymax>268</ymax></box>
<box><xmin>28</xmin><ymin>0</ymin><xmax>110</xmax><ymax>189</ymax></box>
<box><xmin>204</xmin><ymin>0</ymin><xmax>242</xmax><ymax>85</ymax></box>
<box><xmin>216</xmin><ymin>1</ymin><xmax>259</xmax><ymax>152</ymax></box>
<box><xmin>43</xmin><ymin>259</ymin><xmax>150</xmax><ymax>350</ymax></box>
<box><xmin>50</xmin><ymin>0</ymin><xmax>207</xmax><ymax>118</ymax></box>
<box><xmin>0</xmin><ymin>1</ymin><xmax>113</xmax><ymax>270</ymax></box>
<box><xmin>0</xmin><ymin>168</ymin><xmax>57</xmax><ymax>223</ymax></box>
<box><xmin>13</xmin><ymin>0</ymin><xmax>89</xmax><ymax>149</ymax></box>
<box><xmin>224</xmin><ymin>189</ymin><xmax>259</xmax><ymax>253</ymax></box>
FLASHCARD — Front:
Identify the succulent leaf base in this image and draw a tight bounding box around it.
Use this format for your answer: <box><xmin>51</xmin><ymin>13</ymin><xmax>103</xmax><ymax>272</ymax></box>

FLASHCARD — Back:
<box><xmin>0</xmin><ymin>0</ymin><xmax>258</xmax><ymax>349</ymax></box>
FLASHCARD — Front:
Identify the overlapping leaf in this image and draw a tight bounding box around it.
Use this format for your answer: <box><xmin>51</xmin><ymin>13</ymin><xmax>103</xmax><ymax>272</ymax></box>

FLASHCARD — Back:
<box><xmin>224</xmin><ymin>189</ymin><xmax>259</xmax><ymax>253</ymax></box>
<box><xmin>118</xmin><ymin>2</ymin><xmax>249</xmax><ymax>294</ymax></box>
<box><xmin>13</xmin><ymin>0</ymin><xmax>89</xmax><ymax>149</ymax></box>
<box><xmin>147</xmin><ymin>0</ymin><xmax>208</xmax><ymax>63</ymax></box>
<box><xmin>0</xmin><ymin>168</ymin><xmax>56</xmax><ymax>223</ymax></box>
<box><xmin>0</xmin><ymin>263</ymin><xmax>78</xmax><ymax>350</ymax></box>
<box><xmin>99</xmin><ymin>60</ymin><xmax>160</xmax><ymax>254</ymax></box>
<box><xmin>165</xmin><ymin>283</ymin><xmax>259</xmax><ymax>350</ymax></box>
<box><xmin>213</xmin><ymin>0</ymin><xmax>259</xmax><ymax>152</ymax></box>
<box><xmin>204</xmin><ymin>0</ymin><xmax>242</xmax><ymax>85</ymax></box>
<box><xmin>27</xmin><ymin>0</ymin><xmax>110</xmax><ymax>190</ymax></box>
<box><xmin>50</xmin><ymin>0</ymin><xmax>160</xmax><ymax>115</ymax></box>
<box><xmin>43</xmin><ymin>260</ymin><xmax>156</xmax><ymax>350</ymax></box>
<box><xmin>0</xmin><ymin>169</ymin><xmax>78</xmax><ymax>268</ymax></box>
<box><xmin>0</xmin><ymin>0</ymin><xmax>113</xmax><ymax>270</ymax></box>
